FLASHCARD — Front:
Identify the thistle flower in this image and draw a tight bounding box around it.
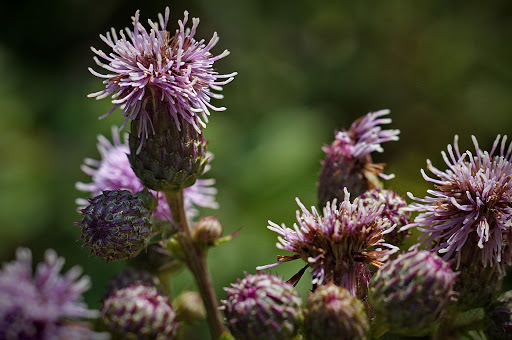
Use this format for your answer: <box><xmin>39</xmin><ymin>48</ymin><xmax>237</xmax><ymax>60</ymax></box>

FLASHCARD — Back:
<box><xmin>358</xmin><ymin>188</ymin><xmax>411</xmax><ymax>246</ymax></box>
<box><xmin>257</xmin><ymin>189</ymin><xmax>397</xmax><ymax>299</ymax></box>
<box><xmin>88</xmin><ymin>7</ymin><xmax>236</xmax><ymax>137</ymax></box>
<box><xmin>369</xmin><ymin>250</ymin><xmax>457</xmax><ymax>336</ymax></box>
<box><xmin>101</xmin><ymin>283</ymin><xmax>178</xmax><ymax>339</ymax></box>
<box><xmin>403</xmin><ymin>135</ymin><xmax>512</xmax><ymax>273</ymax></box>
<box><xmin>77</xmin><ymin>189</ymin><xmax>154</xmax><ymax>262</ymax></box>
<box><xmin>318</xmin><ymin>110</ymin><xmax>400</xmax><ymax>207</ymax></box>
<box><xmin>221</xmin><ymin>272</ymin><xmax>303</xmax><ymax>340</ymax></box>
<box><xmin>304</xmin><ymin>283</ymin><xmax>369</xmax><ymax>340</ymax></box>
<box><xmin>0</xmin><ymin>248</ymin><xmax>105</xmax><ymax>340</ymax></box>
<box><xmin>76</xmin><ymin>126</ymin><xmax>218</xmax><ymax>221</ymax></box>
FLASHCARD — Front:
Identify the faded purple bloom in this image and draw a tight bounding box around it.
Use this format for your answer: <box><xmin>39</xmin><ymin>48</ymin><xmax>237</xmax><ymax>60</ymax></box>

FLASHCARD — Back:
<box><xmin>221</xmin><ymin>272</ymin><xmax>303</xmax><ymax>340</ymax></box>
<box><xmin>76</xmin><ymin>126</ymin><xmax>218</xmax><ymax>221</ymax></box>
<box><xmin>318</xmin><ymin>110</ymin><xmax>400</xmax><ymax>206</ymax></box>
<box><xmin>0</xmin><ymin>248</ymin><xmax>105</xmax><ymax>340</ymax></box>
<box><xmin>369</xmin><ymin>250</ymin><xmax>457</xmax><ymax>336</ymax></box>
<box><xmin>88</xmin><ymin>7</ymin><xmax>236</xmax><ymax>137</ymax></box>
<box><xmin>258</xmin><ymin>189</ymin><xmax>398</xmax><ymax>299</ymax></box>
<box><xmin>403</xmin><ymin>135</ymin><xmax>512</xmax><ymax>272</ymax></box>
<box><xmin>358</xmin><ymin>188</ymin><xmax>412</xmax><ymax>246</ymax></box>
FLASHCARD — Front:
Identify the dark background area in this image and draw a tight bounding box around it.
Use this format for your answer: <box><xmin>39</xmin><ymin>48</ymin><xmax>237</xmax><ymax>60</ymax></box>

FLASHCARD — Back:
<box><xmin>1</xmin><ymin>1</ymin><xmax>511</xmax><ymax>338</ymax></box>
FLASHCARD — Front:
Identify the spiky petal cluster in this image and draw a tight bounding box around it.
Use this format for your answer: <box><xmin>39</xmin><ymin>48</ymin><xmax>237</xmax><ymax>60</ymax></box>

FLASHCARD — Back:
<box><xmin>221</xmin><ymin>272</ymin><xmax>303</xmax><ymax>340</ymax></box>
<box><xmin>358</xmin><ymin>188</ymin><xmax>411</xmax><ymax>246</ymax></box>
<box><xmin>101</xmin><ymin>283</ymin><xmax>178</xmax><ymax>339</ymax></box>
<box><xmin>318</xmin><ymin>110</ymin><xmax>400</xmax><ymax>206</ymax></box>
<box><xmin>369</xmin><ymin>250</ymin><xmax>457</xmax><ymax>336</ymax></box>
<box><xmin>76</xmin><ymin>126</ymin><xmax>218</xmax><ymax>221</ymax></box>
<box><xmin>403</xmin><ymin>135</ymin><xmax>512</xmax><ymax>272</ymax></box>
<box><xmin>88</xmin><ymin>7</ymin><xmax>236</xmax><ymax>136</ymax></box>
<box><xmin>257</xmin><ymin>189</ymin><xmax>397</xmax><ymax>298</ymax></box>
<box><xmin>77</xmin><ymin>189</ymin><xmax>154</xmax><ymax>262</ymax></box>
<box><xmin>485</xmin><ymin>290</ymin><xmax>512</xmax><ymax>339</ymax></box>
<box><xmin>0</xmin><ymin>248</ymin><xmax>104</xmax><ymax>340</ymax></box>
<box><xmin>304</xmin><ymin>283</ymin><xmax>369</xmax><ymax>340</ymax></box>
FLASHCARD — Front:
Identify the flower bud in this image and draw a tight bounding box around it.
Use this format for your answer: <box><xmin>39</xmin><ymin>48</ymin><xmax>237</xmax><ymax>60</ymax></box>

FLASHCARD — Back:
<box><xmin>369</xmin><ymin>250</ymin><xmax>457</xmax><ymax>336</ymax></box>
<box><xmin>128</xmin><ymin>106</ymin><xmax>208</xmax><ymax>192</ymax></box>
<box><xmin>485</xmin><ymin>290</ymin><xmax>512</xmax><ymax>339</ymax></box>
<box><xmin>173</xmin><ymin>291</ymin><xmax>206</xmax><ymax>323</ymax></box>
<box><xmin>221</xmin><ymin>272</ymin><xmax>303</xmax><ymax>340</ymax></box>
<box><xmin>104</xmin><ymin>268</ymin><xmax>160</xmax><ymax>298</ymax></box>
<box><xmin>192</xmin><ymin>216</ymin><xmax>223</xmax><ymax>248</ymax></box>
<box><xmin>304</xmin><ymin>283</ymin><xmax>369</xmax><ymax>340</ymax></box>
<box><xmin>77</xmin><ymin>189</ymin><xmax>155</xmax><ymax>262</ymax></box>
<box><xmin>101</xmin><ymin>283</ymin><xmax>178</xmax><ymax>339</ymax></box>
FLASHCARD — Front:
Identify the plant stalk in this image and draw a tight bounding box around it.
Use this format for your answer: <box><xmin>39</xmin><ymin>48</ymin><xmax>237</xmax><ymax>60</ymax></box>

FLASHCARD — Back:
<box><xmin>165</xmin><ymin>190</ymin><xmax>225</xmax><ymax>340</ymax></box>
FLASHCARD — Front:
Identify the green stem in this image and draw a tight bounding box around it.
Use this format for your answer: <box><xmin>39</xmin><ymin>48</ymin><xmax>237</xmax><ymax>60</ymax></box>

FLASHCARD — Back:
<box><xmin>165</xmin><ymin>190</ymin><xmax>225</xmax><ymax>340</ymax></box>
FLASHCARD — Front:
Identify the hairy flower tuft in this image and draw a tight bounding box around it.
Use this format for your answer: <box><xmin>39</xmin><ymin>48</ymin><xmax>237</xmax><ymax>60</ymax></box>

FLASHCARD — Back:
<box><xmin>318</xmin><ymin>110</ymin><xmax>400</xmax><ymax>206</ymax></box>
<box><xmin>88</xmin><ymin>7</ymin><xmax>236</xmax><ymax>137</ymax></box>
<box><xmin>76</xmin><ymin>126</ymin><xmax>218</xmax><ymax>221</ymax></box>
<box><xmin>221</xmin><ymin>272</ymin><xmax>303</xmax><ymax>340</ymax></box>
<box><xmin>403</xmin><ymin>135</ymin><xmax>512</xmax><ymax>272</ymax></box>
<box><xmin>258</xmin><ymin>189</ymin><xmax>397</xmax><ymax>299</ymax></box>
<box><xmin>0</xmin><ymin>248</ymin><xmax>105</xmax><ymax>340</ymax></box>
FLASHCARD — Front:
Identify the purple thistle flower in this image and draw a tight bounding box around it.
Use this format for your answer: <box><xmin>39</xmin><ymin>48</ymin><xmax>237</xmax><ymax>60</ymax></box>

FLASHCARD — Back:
<box><xmin>88</xmin><ymin>7</ymin><xmax>236</xmax><ymax>137</ymax></box>
<box><xmin>403</xmin><ymin>135</ymin><xmax>512</xmax><ymax>272</ymax></box>
<box><xmin>0</xmin><ymin>248</ymin><xmax>105</xmax><ymax>340</ymax></box>
<box><xmin>257</xmin><ymin>189</ymin><xmax>398</xmax><ymax>299</ymax></box>
<box><xmin>76</xmin><ymin>126</ymin><xmax>218</xmax><ymax>221</ymax></box>
<box><xmin>318</xmin><ymin>110</ymin><xmax>400</xmax><ymax>206</ymax></box>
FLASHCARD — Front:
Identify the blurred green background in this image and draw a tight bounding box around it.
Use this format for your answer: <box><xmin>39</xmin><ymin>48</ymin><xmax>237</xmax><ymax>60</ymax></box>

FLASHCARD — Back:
<box><xmin>1</xmin><ymin>0</ymin><xmax>511</xmax><ymax>338</ymax></box>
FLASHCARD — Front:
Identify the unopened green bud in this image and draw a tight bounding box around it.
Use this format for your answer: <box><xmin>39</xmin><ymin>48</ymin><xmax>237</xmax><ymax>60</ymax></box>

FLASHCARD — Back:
<box><xmin>192</xmin><ymin>216</ymin><xmax>223</xmax><ymax>249</ymax></box>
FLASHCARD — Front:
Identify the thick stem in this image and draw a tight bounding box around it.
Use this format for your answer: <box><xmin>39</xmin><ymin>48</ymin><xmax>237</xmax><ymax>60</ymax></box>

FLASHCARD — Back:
<box><xmin>165</xmin><ymin>190</ymin><xmax>225</xmax><ymax>340</ymax></box>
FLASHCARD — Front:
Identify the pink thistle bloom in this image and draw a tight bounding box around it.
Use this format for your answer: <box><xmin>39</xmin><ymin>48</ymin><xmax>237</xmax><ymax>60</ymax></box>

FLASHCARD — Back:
<box><xmin>403</xmin><ymin>135</ymin><xmax>512</xmax><ymax>273</ymax></box>
<box><xmin>257</xmin><ymin>189</ymin><xmax>397</xmax><ymax>298</ymax></box>
<box><xmin>88</xmin><ymin>7</ymin><xmax>236</xmax><ymax>138</ymax></box>
<box><xmin>318</xmin><ymin>110</ymin><xmax>400</xmax><ymax>206</ymax></box>
<box><xmin>76</xmin><ymin>126</ymin><xmax>218</xmax><ymax>221</ymax></box>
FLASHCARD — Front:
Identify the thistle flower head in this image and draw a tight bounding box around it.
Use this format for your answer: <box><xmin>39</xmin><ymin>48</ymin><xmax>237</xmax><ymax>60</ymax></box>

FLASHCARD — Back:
<box><xmin>88</xmin><ymin>7</ymin><xmax>236</xmax><ymax>138</ymax></box>
<box><xmin>318</xmin><ymin>110</ymin><xmax>400</xmax><ymax>206</ymax></box>
<box><xmin>0</xmin><ymin>248</ymin><xmax>104</xmax><ymax>340</ymax></box>
<box><xmin>403</xmin><ymin>135</ymin><xmax>512</xmax><ymax>272</ymax></box>
<box><xmin>258</xmin><ymin>189</ymin><xmax>397</xmax><ymax>298</ymax></box>
<box><xmin>76</xmin><ymin>126</ymin><xmax>218</xmax><ymax>221</ymax></box>
<box><xmin>77</xmin><ymin>189</ymin><xmax>154</xmax><ymax>262</ymax></box>
<box><xmin>358</xmin><ymin>188</ymin><xmax>412</xmax><ymax>246</ymax></box>
<box><xmin>221</xmin><ymin>272</ymin><xmax>303</xmax><ymax>340</ymax></box>
<box><xmin>369</xmin><ymin>250</ymin><xmax>457</xmax><ymax>336</ymax></box>
<box><xmin>304</xmin><ymin>283</ymin><xmax>369</xmax><ymax>340</ymax></box>
<box><xmin>101</xmin><ymin>283</ymin><xmax>178</xmax><ymax>339</ymax></box>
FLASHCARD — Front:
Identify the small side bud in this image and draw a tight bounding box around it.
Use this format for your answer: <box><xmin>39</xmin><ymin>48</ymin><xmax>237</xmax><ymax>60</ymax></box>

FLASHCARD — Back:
<box><xmin>304</xmin><ymin>283</ymin><xmax>369</xmax><ymax>340</ymax></box>
<box><xmin>101</xmin><ymin>283</ymin><xmax>179</xmax><ymax>339</ymax></box>
<box><xmin>192</xmin><ymin>216</ymin><xmax>223</xmax><ymax>249</ymax></box>
<box><xmin>128</xmin><ymin>108</ymin><xmax>208</xmax><ymax>192</ymax></box>
<box><xmin>173</xmin><ymin>291</ymin><xmax>206</xmax><ymax>323</ymax></box>
<box><xmin>77</xmin><ymin>190</ymin><xmax>153</xmax><ymax>261</ymax></box>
